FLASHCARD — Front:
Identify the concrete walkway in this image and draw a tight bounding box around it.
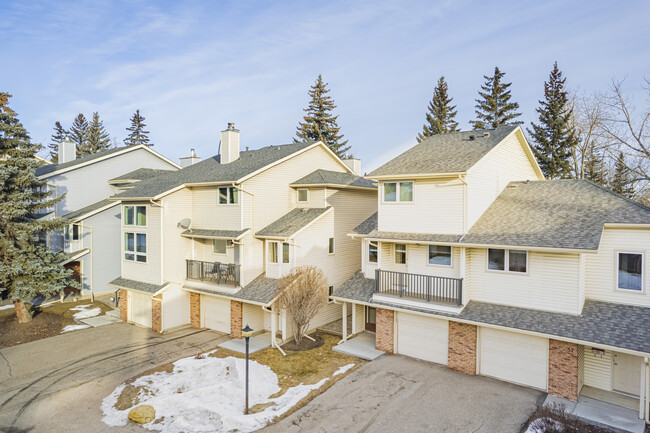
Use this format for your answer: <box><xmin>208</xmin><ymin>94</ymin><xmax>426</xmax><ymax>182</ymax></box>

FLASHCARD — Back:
<box><xmin>333</xmin><ymin>332</ymin><xmax>384</xmax><ymax>360</ymax></box>
<box><xmin>218</xmin><ymin>331</ymin><xmax>272</xmax><ymax>354</ymax></box>
<box><xmin>544</xmin><ymin>395</ymin><xmax>646</xmax><ymax>433</ymax></box>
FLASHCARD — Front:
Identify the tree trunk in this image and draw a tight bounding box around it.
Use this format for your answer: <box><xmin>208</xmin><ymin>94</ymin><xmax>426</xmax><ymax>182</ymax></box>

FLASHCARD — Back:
<box><xmin>14</xmin><ymin>300</ymin><xmax>32</xmax><ymax>323</ymax></box>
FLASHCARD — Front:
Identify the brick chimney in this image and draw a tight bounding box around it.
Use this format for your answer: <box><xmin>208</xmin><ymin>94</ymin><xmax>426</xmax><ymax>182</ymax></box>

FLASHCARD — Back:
<box><xmin>220</xmin><ymin>123</ymin><xmax>240</xmax><ymax>164</ymax></box>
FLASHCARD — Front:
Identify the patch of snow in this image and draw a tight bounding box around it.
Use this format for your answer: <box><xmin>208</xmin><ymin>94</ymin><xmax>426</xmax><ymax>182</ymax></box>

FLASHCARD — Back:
<box><xmin>333</xmin><ymin>363</ymin><xmax>355</xmax><ymax>376</ymax></box>
<box><xmin>61</xmin><ymin>324</ymin><xmax>91</xmax><ymax>333</ymax></box>
<box><xmin>525</xmin><ymin>417</ymin><xmax>562</xmax><ymax>433</ymax></box>
<box><xmin>101</xmin><ymin>355</ymin><xmax>329</xmax><ymax>433</ymax></box>
<box><xmin>0</xmin><ymin>305</ymin><xmax>14</xmax><ymax>311</ymax></box>
<box><xmin>70</xmin><ymin>304</ymin><xmax>101</xmax><ymax>320</ymax></box>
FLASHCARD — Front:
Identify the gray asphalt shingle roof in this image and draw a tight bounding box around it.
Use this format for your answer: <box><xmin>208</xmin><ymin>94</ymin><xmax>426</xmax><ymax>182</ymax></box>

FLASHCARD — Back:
<box><xmin>256</xmin><ymin>207</ymin><xmax>331</xmax><ymax>238</ymax></box>
<box><xmin>185</xmin><ymin>274</ymin><xmax>280</xmax><ymax>305</ymax></box>
<box><xmin>352</xmin><ymin>212</ymin><xmax>378</xmax><ymax>235</ymax></box>
<box><xmin>367</xmin><ymin>125</ymin><xmax>518</xmax><ymax>177</ymax></box>
<box><xmin>464</xmin><ymin>179</ymin><xmax>650</xmax><ymax>250</ymax></box>
<box><xmin>61</xmin><ymin>199</ymin><xmax>118</xmax><ymax>222</ymax></box>
<box><xmin>108</xmin><ymin>277</ymin><xmax>167</xmax><ymax>294</ymax></box>
<box><xmin>108</xmin><ymin>168</ymin><xmax>175</xmax><ymax>183</ymax></box>
<box><xmin>181</xmin><ymin>228</ymin><xmax>250</xmax><ymax>240</ymax></box>
<box><xmin>291</xmin><ymin>169</ymin><xmax>376</xmax><ymax>189</ymax></box>
<box><xmin>334</xmin><ymin>271</ymin><xmax>650</xmax><ymax>354</ymax></box>
<box><xmin>115</xmin><ymin>141</ymin><xmax>316</xmax><ymax>199</ymax></box>
<box><xmin>366</xmin><ymin>230</ymin><xmax>463</xmax><ymax>243</ymax></box>
<box><xmin>35</xmin><ymin>146</ymin><xmax>135</xmax><ymax>177</ymax></box>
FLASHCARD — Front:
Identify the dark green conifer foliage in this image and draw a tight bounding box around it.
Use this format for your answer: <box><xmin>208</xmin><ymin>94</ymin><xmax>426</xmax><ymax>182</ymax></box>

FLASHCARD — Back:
<box><xmin>70</xmin><ymin>113</ymin><xmax>89</xmax><ymax>154</ymax></box>
<box><xmin>0</xmin><ymin>93</ymin><xmax>78</xmax><ymax>323</ymax></box>
<box><xmin>124</xmin><ymin>110</ymin><xmax>152</xmax><ymax>146</ymax></box>
<box><xmin>470</xmin><ymin>66</ymin><xmax>522</xmax><ymax>130</ymax></box>
<box><xmin>610</xmin><ymin>152</ymin><xmax>635</xmax><ymax>198</ymax></box>
<box><xmin>417</xmin><ymin>76</ymin><xmax>459</xmax><ymax>142</ymax></box>
<box><xmin>295</xmin><ymin>75</ymin><xmax>350</xmax><ymax>157</ymax></box>
<box><xmin>83</xmin><ymin>112</ymin><xmax>111</xmax><ymax>153</ymax></box>
<box><xmin>48</xmin><ymin>121</ymin><xmax>68</xmax><ymax>163</ymax></box>
<box><xmin>528</xmin><ymin>62</ymin><xmax>577</xmax><ymax>179</ymax></box>
<box><xmin>583</xmin><ymin>150</ymin><xmax>608</xmax><ymax>186</ymax></box>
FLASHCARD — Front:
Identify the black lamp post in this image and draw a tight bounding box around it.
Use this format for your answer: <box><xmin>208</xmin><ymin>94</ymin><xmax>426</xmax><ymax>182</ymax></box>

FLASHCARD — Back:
<box><xmin>242</xmin><ymin>324</ymin><xmax>254</xmax><ymax>415</ymax></box>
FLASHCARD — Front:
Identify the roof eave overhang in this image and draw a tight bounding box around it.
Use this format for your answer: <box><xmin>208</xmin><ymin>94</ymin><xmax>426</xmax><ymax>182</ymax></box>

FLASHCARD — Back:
<box><xmin>182</xmin><ymin>286</ymin><xmax>274</xmax><ymax>307</ymax></box>
<box><xmin>604</xmin><ymin>223</ymin><xmax>650</xmax><ymax>229</ymax></box>
<box><xmin>181</xmin><ymin>229</ymin><xmax>250</xmax><ymax>241</ymax></box>
<box><xmin>61</xmin><ymin>248</ymin><xmax>90</xmax><ymax>265</ymax></box>
<box><xmin>365</xmin><ymin>172</ymin><xmax>466</xmax><ymax>181</ymax></box>
<box><xmin>289</xmin><ymin>183</ymin><xmax>376</xmax><ymax>190</ymax></box>
<box><xmin>108</xmin><ymin>281</ymin><xmax>169</xmax><ymax>296</ymax></box>
<box><xmin>66</xmin><ymin>201</ymin><xmax>120</xmax><ymax>223</ymax></box>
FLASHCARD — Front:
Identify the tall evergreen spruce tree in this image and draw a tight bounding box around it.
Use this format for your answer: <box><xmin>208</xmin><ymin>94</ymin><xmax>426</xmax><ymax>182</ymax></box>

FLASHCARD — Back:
<box><xmin>83</xmin><ymin>112</ymin><xmax>111</xmax><ymax>154</ymax></box>
<box><xmin>417</xmin><ymin>76</ymin><xmax>459</xmax><ymax>142</ymax></box>
<box><xmin>48</xmin><ymin>121</ymin><xmax>68</xmax><ymax>163</ymax></box>
<box><xmin>295</xmin><ymin>75</ymin><xmax>350</xmax><ymax>157</ymax></box>
<box><xmin>583</xmin><ymin>149</ymin><xmax>608</xmax><ymax>186</ymax></box>
<box><xmin>70</xmin><ymin>113</ymin><xmax>89</xmax><ymax>154</ymax></box>
<box><xmin>610</xmin><ymin>152</ymin><xmax>635</xmax><ymax>198</ymax></box>
<box><xmin>470</xmin><ymin>66</ymin><xmax>522</xmax><ymax>130</ymax></box>
<box><xmin>0</xmin><ymin>93</ymin><xmax>78</xmax><ymax>323</ymax></box>
<box><xmin>528</xmin><ymin>62</ymin><xmax>577</xmax><ymax>179</ymax></box>
<box><xmin>124</xmin><ymin>110</ymin><xmax>152</xmax><ymax>146</ymax></box>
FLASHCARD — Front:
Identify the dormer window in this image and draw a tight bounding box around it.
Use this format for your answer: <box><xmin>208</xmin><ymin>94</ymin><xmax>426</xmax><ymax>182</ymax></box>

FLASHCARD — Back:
<box><xmin>383</xmin><ymin>182</ymin><xmax>413</xmax><ymax>202</ymax></box>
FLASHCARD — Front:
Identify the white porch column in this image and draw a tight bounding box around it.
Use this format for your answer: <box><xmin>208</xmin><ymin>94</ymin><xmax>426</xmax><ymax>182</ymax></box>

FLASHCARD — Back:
<box><xmin>459</xmin><ymin>247</ymin><xmax>467</xmax><ymax>305</ymax></box>
<box><xmin>351</xmin><ymin>303</ymin><xmax>357</xmax><ymax>335</ymax></box>
<box><xmin>281</xmin><ymin>308</ymin><xmax>287</xmax><ymax>341</ymax></box>
<box><xmin>342</xmin><ymin>302</ymin><xmax>348</xmax><ymax>341</ymax></box>
<box><xmin>641</xmin><ymin>357</ymin><xmax>647</xmax><ymax>419</ymax></box>
<box><xmin>270</xmin><ymin>304</ymin><xmax>276</xmax><ymax>348</ymax></box>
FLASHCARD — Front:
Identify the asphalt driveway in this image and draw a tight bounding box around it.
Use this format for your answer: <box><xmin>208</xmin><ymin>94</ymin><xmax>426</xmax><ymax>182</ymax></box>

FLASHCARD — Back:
<box><xmin>0</xmin><ymin>322</ymin><xmax>229</xmax><ymax>433</ymax></box>
<box><xmin>262</xmin><ymin>354</ymin><xmax>544</xmax><ymax>433</ymax></box>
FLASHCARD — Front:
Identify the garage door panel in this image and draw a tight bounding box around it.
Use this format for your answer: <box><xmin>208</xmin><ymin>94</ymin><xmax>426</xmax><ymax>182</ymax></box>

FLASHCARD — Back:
<box><xmin>202</xmin><ymin>296</ymin><xmax>230</xmax><ymax>333</ymax></box>
<box><xmin>480</xmin><ymin>328</ymin><xmax>547</xmax><ymax>390</ymax></box>
<box><xmin>397</xmin><ymin>313</ymin><xmax>448</xmax><ymax>365</ymax></box>
<box><xmin>130</xmin><ymin>291</ymin><xmax>152</xmax><ymax>328</ymax></box>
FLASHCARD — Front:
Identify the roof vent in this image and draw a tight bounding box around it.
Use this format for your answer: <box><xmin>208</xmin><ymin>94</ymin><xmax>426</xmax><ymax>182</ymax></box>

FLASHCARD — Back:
<box><xmin>468</xmin><ymin>135</ymin><xmax>475</xmax><ymax>141</ymax></box>
<box><xmin>483</xmin><ymin>132</ymin><xmax>490</xmax><ymax>137</ymax></box>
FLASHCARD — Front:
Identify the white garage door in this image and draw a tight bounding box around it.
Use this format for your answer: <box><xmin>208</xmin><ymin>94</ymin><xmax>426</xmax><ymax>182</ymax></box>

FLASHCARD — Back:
<box><xmin>480</xmin><ymin>328</ymin><xmax>548</xmax><ymax>390</ymax></box>
<box><xmin>130</xmin><ymin>291</ymin><xmax>152</xmax><ymax>328</ymax></box>
<box><xmin>202</xmin><ymin>296</ymin><xmax>230</xmax><ymax>333</ymax></box>
<box><xmin>397</xmin><ymin>313</ymin><xmax>448</xmax><ymax>365</ymax></box>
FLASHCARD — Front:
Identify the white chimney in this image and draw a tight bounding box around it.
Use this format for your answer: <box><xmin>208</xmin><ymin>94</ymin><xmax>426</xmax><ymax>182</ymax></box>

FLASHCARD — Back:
<box><xmin>58</xmin><ymin>135</ymin><xmax>76</xmax><ymax>164</ymax></box>
<box><xmin>220</xmin><ymin>123</ymin><xmax>240</xmax><ymax>164</ymax></box>
<box><xmin>179</xmin><ymin>148</ymin><xmax>201</xmax><ymax>168</ymax></box>
<box><xmin>342</xmin><ymin>157</ymin><xmax>361</xmax><ymax>175</ymax></box>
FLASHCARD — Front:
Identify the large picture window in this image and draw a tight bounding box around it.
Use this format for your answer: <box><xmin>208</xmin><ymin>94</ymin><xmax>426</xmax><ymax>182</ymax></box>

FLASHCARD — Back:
<box><xmin>124</xmin><ymin>205</ymin><xmax>146</xmax><ymax>226</ymax></box>
<box><xmin>618</xmin><ymin>252</ymin><xmax>643</xmax><ymax>291</ymax></box>
<box><xmin>487</xmin><ymin>248</ymin><xmax>527</xmax><ymax>273</ymax></box>
<box><xmin>428</xmin><ymin>245</ymin><xmax>452</xmax><ymax>266</ymax></box>
<box><xmin>124</xmin><ymin>232</ymin><xmax>146</xmax><ymax>262</ymax></box>
<box><xmin>218</xmin><ymin>186</ymin><xmax>239</xmax><ymax>205</ymax></box>
<box><xmin>383</xmin><ymin>182</ymin><xmax>413</xmax><ymax>202</ymax></box>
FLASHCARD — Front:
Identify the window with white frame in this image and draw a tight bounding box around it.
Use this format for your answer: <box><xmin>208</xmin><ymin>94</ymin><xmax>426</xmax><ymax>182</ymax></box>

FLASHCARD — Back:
<box><xmin>218</xmin><ymin>186</ymin><xmax>239</xmax><ymax>205</ymax></box>
<box><xmin>124</xmin><ymin>205</ymin><xmax>146</xmax><ymax>226</ymax></box>
<box><xmin>124</xmin><ymin>232</ymin><xmax>147</xmax><ymax>262</ymax></box>
<box><xmin>65</xmin><ymin>224</ymin><xmax>81</xmax><ymax>241</ymax></box>
<box><xmin>268</xmin><ymin>242</ymin><xmax>278</xmax><ymax>263</ymax></box>
<box><xmin>297</xmin><ymin>189</ymin><xmax>308</xmax><ymax>203</ymax></box>
<box><xmin>213</xmin><ymin>239</ymin><xmax>227</xmax><ymax>255</ymax></box>
<box><xmin>282</xmin><ymin>242</ymin><xmax>290</xmax><ymax>264</ymax></box>
<box><xmin>328</xmin><ymin>237</ymin><xmax>335</xmax><ymax>254</ymax></box>
<box><xmin>487</xmin><ymin>248</ymin><xmax>527</xmax><ymax>273</ymax></box>
<box><xmin>617</xmin><ymin>252</ymin><xmax>643</xmax><ymax>291</ymax></box>
<box><xmin>428</xmin><ymin>245</ymin><xmax>452</xmax><ymax>266</ymax></box>
<box><xmin>395</xmin><ymin>244</ymin><xmax>407</xmax><ymax>264</ymax></box>
<box><xmin>268</xmin><ymin>241</ymin><xmax>290</xmax><ymax>264</ymax></box>
<box><xmin>368</xmin><ymin>242</ymin><xmax>378</xmax><ymax>263</ymax></box>
<box><xmin>383</xmin><ymin>181</ymin><xmax>413</xmax><ymax>202</ymax></box>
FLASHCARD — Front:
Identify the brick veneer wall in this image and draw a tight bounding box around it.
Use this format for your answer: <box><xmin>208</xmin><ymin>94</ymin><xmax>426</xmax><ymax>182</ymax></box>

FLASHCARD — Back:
<box><xmin>152</xmin><ymin>294</ymin><xmax>163</xmax><ymax>333</ymax></box>
<box><xmin>119</xmin><ymin>289</ymin><xmax>128</xmax><ymax>322</ymax></box>
<box><xmin>231</xmin><ymin>301</ymin><xmax>243</xmax><ymax>338</ymax></box>
<box><xmin>548</xmin><ymin>339</ymin><xmax>579</xmax><ymax>401</ymax></box>
<box><xmin>376</xmin><ymin>308</ymin><xmax>394</xmax><ymax>354</ymax></box>
<box><xmin>448</xmin><ymin>321</ymin><xmax>477</xmax><ymax>375</ymax></box>
<box><xmin>190</xmin><ymin>293</ymin><xmax>201</xmax><ymax>328</ymax></box>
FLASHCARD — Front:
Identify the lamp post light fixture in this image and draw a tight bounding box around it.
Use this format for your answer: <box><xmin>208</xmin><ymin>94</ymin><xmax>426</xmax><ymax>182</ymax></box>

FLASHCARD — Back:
<box><xmin>242</xmin><ymin>324</ymin><xmax>254</xmax><ymax>415</ymax></box>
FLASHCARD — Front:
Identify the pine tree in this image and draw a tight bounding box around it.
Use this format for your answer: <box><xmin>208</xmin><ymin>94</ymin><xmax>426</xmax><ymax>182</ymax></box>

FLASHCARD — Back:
<box><xmin>0</xmin><ymin>93</ymin><xmax>78</xmax><ymax>323</ymax></box>
<box><xmin>70</xmin><ymin>113</ymin><xmax>89</xmax><ymax>155</ymax></box>
<box><xmin>47</xmin><ymin>121</ymin><xmax>68</xmax><ymax>163</ymax></box>
<box><xmin>470</xmin><ymin>66</ymin><xmax>522</xmax><ymax>130</ymax></box>
<box><xmin>610</xmin><ymin>152</ymin><xmax>635</xmax><ymax>198</ymax></box>
<box><xmin>83</xmin><ymin>112</ymin><xmax>111</xmax><ymax>154</ymax></box>
<box><xmin>583</xmin><ymin>148</ymin><xmax>608</xmax><ymax>186</ymax></box>
<box><xmin>295</xmin><ymin>75</ymin><xmax>350</xmax><ymax>157</ymax></box>
<box><xmin>528</xmin><ymin>63</ymin><xmax>577</xmax><ymax>179</ymax></box>
<box><xmin>417</xmin><ymin>76</ymin><xmax>459</xmax><ymax>142</ymax></box>
<box><xmin>124</xmin><ymin>110</ymin><xmax>152</xmax><ymax>146</ymax></box>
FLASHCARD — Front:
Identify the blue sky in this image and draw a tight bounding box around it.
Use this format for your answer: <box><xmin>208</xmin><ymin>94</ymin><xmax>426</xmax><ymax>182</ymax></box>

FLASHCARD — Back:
<box><xmin>2</xmin><ymin>0</ymin><xmax>649</xmax><ymax>171</ymax></box>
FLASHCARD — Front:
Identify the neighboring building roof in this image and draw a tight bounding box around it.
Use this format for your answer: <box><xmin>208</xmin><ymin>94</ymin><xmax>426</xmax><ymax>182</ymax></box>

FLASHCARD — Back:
<box><xmin>334</xmin><ymin>271</ymin><xmax>650</xmax><ymax>354</ymax></box>
<box><xmin>61</xmin><ymin>199</ymin><xmax>119</xmax><ymax>222</ymax></box>
<box><xmin>464</xmin><ymin>179</ymin><xmax>650</xmax><ymax>250</ymax></box>
<box><xmin>35</xmin><ymin>146</ymin><xmax>150</xmax><ymax>177</ymax></box>
<box><xmin>114</xmin><ymin>141</ymin><xmax>317</xmax><ymax>200</ymax></box>
<box><xmin>291</xmin><ymin>169</ymin><xmax>376</xmax><ymax>189</ymax></box>
<box><xmin>108</xmin><ymin>277</ymin><xmax>168</xmax><ymax>295</ymax></box>
<box><xmin>367</xmin><ymin>125</ymin><xmax>518</xmax><ymax>177</ymax></box>
<box><xmin>184</xmin><ymin>274</ymin><xmax>280</xmax><ymax>306</ymax></box>
<box><xmin>352</xmin><ymin>212</ymin><xmax>378</xmax><ymax>235</ymax></box>
<box><xmin>366</xmin><ymin>230</ymin><xmax>463</xmax><ymax>244</ymax></box>
<box><xmin>256</xmin><ymin>207</ymin><xmax>332</xmax><ymax>239</ymax></box>
<box><xmin>108</xmin><ymin>168</ymin><xmax>175</xmax><ymax>184</ymax></box>
<box><xmin>181</xmin><ymin>228</ymin><xmax>250</xmax><ymax>240</ymax></box>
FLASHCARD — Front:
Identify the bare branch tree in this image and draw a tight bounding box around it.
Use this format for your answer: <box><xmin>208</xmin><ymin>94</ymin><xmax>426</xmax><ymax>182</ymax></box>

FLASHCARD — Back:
<box><xmin>277</xmin><ymin>266</ymin><xmax>328</xmax><ymax>344</ymax></box>
<box><xmin>569</xmin><ymin>92</ymin><xmax>608</xmax><ymax>179</ymax></box>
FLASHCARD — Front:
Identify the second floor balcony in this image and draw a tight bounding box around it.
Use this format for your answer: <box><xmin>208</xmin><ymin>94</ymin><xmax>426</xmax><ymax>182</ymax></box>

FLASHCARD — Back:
<box><xmin>186</xmin><ymin>259</ymin><xmax>241</xmax><ymax>287</ymax></box>
<box><xmin>374</xmin><ymin>269</ymin><xmax>462</xmax><ymax>307</ymax></box>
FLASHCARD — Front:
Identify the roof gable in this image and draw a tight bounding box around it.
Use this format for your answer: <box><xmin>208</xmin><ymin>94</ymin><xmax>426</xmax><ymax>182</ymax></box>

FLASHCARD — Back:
<box><xmin>291</xmin><ymin>169</ymin><xmax>376</xmax><ymax>189</ymax></box>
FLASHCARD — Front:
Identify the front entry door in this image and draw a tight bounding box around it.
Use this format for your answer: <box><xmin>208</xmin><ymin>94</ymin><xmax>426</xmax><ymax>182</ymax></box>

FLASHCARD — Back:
<box><xmin>365</xmin><ymin>306</ymin><xmax>376</xmax><ymax>332</ymax></box>
<box><xmin>613</xmin><ymin>353</ymin><xmax>642</xmax><ymax>396</ymax></box>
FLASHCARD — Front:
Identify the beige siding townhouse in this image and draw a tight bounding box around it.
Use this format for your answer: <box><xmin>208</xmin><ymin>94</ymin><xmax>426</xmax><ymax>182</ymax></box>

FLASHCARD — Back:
<box><xmin>335</xmin><ymin>125</ymin><xmax>650</xmax><ymax>421</ymax></box>
<box><xmin>109</xmin><ymin>123</ymin><xmax>377</xmax><ymax>340</ymax></box>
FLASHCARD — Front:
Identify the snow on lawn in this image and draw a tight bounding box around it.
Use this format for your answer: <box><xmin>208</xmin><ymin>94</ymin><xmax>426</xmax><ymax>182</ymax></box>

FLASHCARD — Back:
<box><xmin>525</xmin><ymin>417</ymin><xmax>562</xmax><ymax>433</ymax></box>
<box><xmin>102</xmin><ymin>354</ymin><xmax>329</xmax><ymax>433</ymax></box>
<box><xmin>70</xmin><ymin>304</ymin><xmax>102</xmax><ymax>320</ymax></box>
<box><xmin>61</xmin><ymin>324</ymin><xmax>91</xmax><ymax>333</ymax></box>
<box><xmin>333</xmin><ymin>363</ymin><xmax>355</xmax><ymax>376</ymax></box>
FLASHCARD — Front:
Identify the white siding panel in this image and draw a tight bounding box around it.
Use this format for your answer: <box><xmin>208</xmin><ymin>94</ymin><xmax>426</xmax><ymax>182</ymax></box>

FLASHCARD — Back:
<box><xmin>469</xmin><ymin>249</ymin><xmax>581</xmax><ymax>314</ymax></box>
<box><xmin>162</xmin><ymin>284</ymin><xmax>190</xmax><ymax>330</ymax></box>
<box><xmin>584</xmin><ymin>347</ymin><xmax>613</xmax><ymax>391</ymax></box>
<box><xmin>191</xmin><ymin>187</ymin><xmax>242</xmax><ymax>230</ymax></box>
<box><xmin>354</xmin><ymin>303</ymin><xmax>364</xmax><ymax>334</ymax></box>
<box><xmin>397</xmin><ymin>244</ymin><xmax>460</xmax><ymax>279</ymax></box>
<box><xmin>162</xmin><ymin>189</ymin><xmax>194</xmax><ymax>284</ymax></box>
<box><xmin>243</xmin><ymin>303</ymin><xmax>265</xmax><ymax>332</ymax></box>
<box><xmin>397</xmin><ymin>313</ymin><xmax>448</xmax><ymax>365</ymax></box>
<box><xmin>85</xmin><ymin>207</ymin><xmax>122</xmax><ymax>296</ymax></box>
